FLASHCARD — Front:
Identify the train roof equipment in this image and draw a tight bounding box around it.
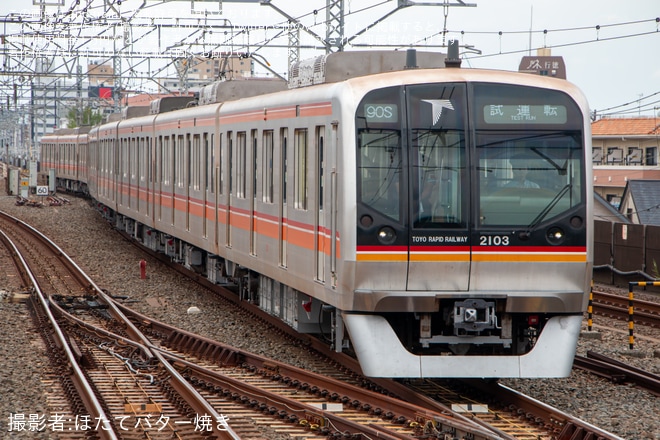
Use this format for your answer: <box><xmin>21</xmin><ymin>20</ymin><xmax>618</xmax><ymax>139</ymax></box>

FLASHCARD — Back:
<box><xmin>198</xmin><ymin>77</ymin><xmax>288</xmax><ymax>105</ymax></box>
<box><xmin>122</xmin><ymin>105</ymin><xmax>150</xmax><ymax>120</ymax></box>
<box><xmin>51</xmin><ymin>126</ymin><xmax>93</xmax><ymax>135</ymax></box>
<box><xmin>150</xmin><ymin>96</ymin><xmax>199</xmax><ymax>114</ymax></box>
<box><xmin>288</xmin><ymin>49</ymin><xmax>447</xmax><ymax>89</ymax></box>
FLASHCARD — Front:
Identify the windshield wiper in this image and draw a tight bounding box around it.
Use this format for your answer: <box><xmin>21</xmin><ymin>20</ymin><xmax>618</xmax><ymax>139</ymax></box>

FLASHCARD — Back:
<box><xmin>520</xmin><ymin>184</ymin><xmax>572</xmax><ymax>239</ymax></box>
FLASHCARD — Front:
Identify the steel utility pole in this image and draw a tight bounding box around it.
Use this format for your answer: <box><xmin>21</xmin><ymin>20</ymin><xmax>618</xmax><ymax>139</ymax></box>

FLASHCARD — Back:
<box><xmin>326</xmin><ymin>0</ymin><xmax>344</xmax><ymax>52</ymax></box>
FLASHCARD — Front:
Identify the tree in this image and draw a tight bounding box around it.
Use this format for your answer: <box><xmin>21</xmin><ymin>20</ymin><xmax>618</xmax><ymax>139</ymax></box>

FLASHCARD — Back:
<box><xmin>65</xmin><ymin>106</ymin><xmax>103</xmax><ymax>128</ymax></box>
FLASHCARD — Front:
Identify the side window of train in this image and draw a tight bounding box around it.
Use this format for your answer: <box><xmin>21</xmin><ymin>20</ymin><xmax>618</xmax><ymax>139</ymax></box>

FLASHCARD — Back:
<box><xmin>172</xmin><ymin>135</ymin><xmax>177</xmax><ymax>187</ymax></box>
<box><xmin>163</xmin><ymin>136</ymin><xmax>170</xmax><ymax>186</ymax></box>
<box><xmin>175</xmin><ymin>135</ymin><xmax>180</xmax><ymax>187</ymax></box>
<box><xmin>156</xmin><ymin>137</ymin><xmax>161</xmax><ymax>184</ymax></box>
<box><xmin>281</xmin><ymin>128</ymin><xmax>288</xmax><ymax>204</ymax></box>
<box><xmin>112</xmin><ymin>138</ymin><xmax>118</xmax><ymax>176</ymax></box>
<box><xmin>237</xmin><ymin>131</ymin><xmax>247</xmax><ymax>198</ymax></box>
<box><xmin>193</xmin><ymin>134</ymin><xmax>201</xmax><ymax>191</ymax></box>
<box><xmin>148</xmin><ymin>137</ymin><xmax>154</xmax><ymax>184</ymax></box>
<box><xmin>216</xmin><ymin>133</ymin><xmax>222</xmax><ymax>195</ymax></box>
<box><xmin>123</xmin><ymin>139</ymin><xmax>129</xmax><ymax>179</ymax></box>
<box><xmin>252</xmin><ymin>130</ymin><xmax>258</xmax><ymax>200</ymax></box>
<box><xmin>177</xmin><ymin>135</ymin><xmax>185</xmax><ymax>188</ymax></box>
<box><xmin>227</xmin><ymin>131</ymin><xmax>233</xmax><ymax>195</ymax></box>
<box><xmin>263</xmin><ymin>130</ymin><xmax>274</xmax><ymax>203</ymax></box>
<box><xmin>188</xmin><ymin>134</ymin><xmax>193</xmax><ymax>189</ymax></box>
<box><xmin>294</xmin><ymin>128</ymin><xmax>308</xmax><ymax>210</ymax></box>
<box><xmin>316</xmin><ymin>126</ymin><xmax>324</xmax><ymax>209</ymax></box>
<box><xmin>141</xmin><ymin>137</ymin><xmax>148</xmax><ymax>183</ymax></box>
<box><xmin>131</xmin><ymin>137</ymin><xmax>137</xmax><ymax>180</ymax></box>
<box><xmin>203</xmin><ymin>133</ymin><xmax>210</xmax><ymax>193</ymax></box>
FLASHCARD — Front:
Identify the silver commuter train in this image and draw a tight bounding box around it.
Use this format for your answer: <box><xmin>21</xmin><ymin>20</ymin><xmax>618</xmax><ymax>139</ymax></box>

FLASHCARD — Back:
<box><xmin>40</xmin><ymin>51</ymin><xmax>593</xmax><ymax>378</ymax></box>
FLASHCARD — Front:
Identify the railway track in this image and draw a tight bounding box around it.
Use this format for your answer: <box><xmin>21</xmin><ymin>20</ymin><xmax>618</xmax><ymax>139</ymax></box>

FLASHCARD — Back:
<box><xmin>115</xmin><ymin>296</ymin><xmax>631</xmax><ymax>440</ymax></box>
<box><xmin>114</xmin><ymin>300</ymin><xmax>505</xmax><ymax>439</ymax></box>
<box><xmin>573</xmin><ymin>351</ymin><xmax>660</xmax><ymax>397</ymax></box>
<box><xmin>47</xmin><ymin>295</ymin><xmax>238</xmax><ymax>439</ymax></box>
<box><xmin>114</xmin><ymin>219</ymin><xmax>631</xmax><ymax>440</ymax></box>
<box><xmin>592</xmin><ymin>290</ymin><xmax>660</xmax><ymax>328</ymax></box>
<box><xmin>0</xmin><ymin>210</ymin><xmax>502</xmax><ymax>439</ymax></box>
<box><xmin>0</xmin><ymin>231</ymin><xmax>112</xmax><ymax>439</ymax></box>
<box><xmin>1</xmin><ymin>209</ymin><xmax>629</xmax><ymax>439</ymax></box>
<box><xmin>0</xmin><ymin>211</ymin><xmax>237</xmax><ymax>439</ymax></box>
<box><xmin>108</xmin><ymin>295</ymin><xmax>628</xmax><ymax>440</ymax></box>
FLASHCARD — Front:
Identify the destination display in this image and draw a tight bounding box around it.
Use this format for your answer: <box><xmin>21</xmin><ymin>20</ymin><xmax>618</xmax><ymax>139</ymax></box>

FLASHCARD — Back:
<box><xmin>364</xmin><ymin>103</ymin><xmax>398</xmax><ymax>123</ymax></box>
<box><xmin>483</xmin><ymin>104</ymin><xmax>567</xmax><ymax>124</ymax></box>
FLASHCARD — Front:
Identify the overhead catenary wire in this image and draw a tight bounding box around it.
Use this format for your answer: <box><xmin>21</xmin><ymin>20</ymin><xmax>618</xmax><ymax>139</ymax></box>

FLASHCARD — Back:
<box><xmin>597</xmin><ymin>90</ymin><xmax>660</xmax><ymax>113</ymax></box>
<box><xmin>599</xmin><ymin>102</ymin><xmax>660</xmax><ymax>117</ymax></box>
<box><xmin>0</xmin><ymin>2</ymin><xmax>658</xmax><ymax>114</ymax></box>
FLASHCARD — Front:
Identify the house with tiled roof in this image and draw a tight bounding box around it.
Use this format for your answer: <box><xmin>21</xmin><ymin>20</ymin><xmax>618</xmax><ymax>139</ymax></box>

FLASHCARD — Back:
<box><xmin>619</xmin><ymin>180</ymin><xmax>660</xmax><ymax>225</ymax></box>
<box><xmin>591</xmin><ymin>117</ymin><xmax>660</xmax><ymax>209</ymax></box>
<box><xmin>594</xmin><ymin>192</ymin><xmax>630</xmax><ymax>223</ymax></box>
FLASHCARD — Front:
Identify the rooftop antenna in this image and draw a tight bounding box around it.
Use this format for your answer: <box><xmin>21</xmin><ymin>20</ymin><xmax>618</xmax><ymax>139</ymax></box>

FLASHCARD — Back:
<box><xmin>444</xmin><ymin>40</ymin><xmax>462</xmax><ymax>68</ymax></box>
<box><xmin>405</xmin><ymin>48</ymin><xmax>418</xmax><ymax>69</ymax></box>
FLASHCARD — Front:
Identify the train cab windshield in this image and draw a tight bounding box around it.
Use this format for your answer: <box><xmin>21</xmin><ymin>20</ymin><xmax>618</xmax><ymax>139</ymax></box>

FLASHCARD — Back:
<box><xmin>407</xmin><ymin>84</ymin><xmax>467</xmax><ymax>229</ymax></box>
<box><xmin>357</xmin><ymin>84</ymin><xmax>468</xmax><ymax>232</ymax></box>
<box><xmin>477</xmin><ymin>133</ymin><xmax>582</xmax><ymax>227</ymax></box>
<box><xmin>357</xmin><ymin>84</ymin><xmax>584</xmax><ymax>229</ymax></box>
<box><xmin>358</xmin><ymin>128</ymin><xmax>402</xmax><ymax>221</ymax></box>
<box><xmin>356</xmin><ymin>82</ymin><xmax>584</xmax><ymax>239</ymax></box>
<box><xmin>474</xmin><ymin>83</ymin><xmax>583</xmax><ymax>228</ymax></box>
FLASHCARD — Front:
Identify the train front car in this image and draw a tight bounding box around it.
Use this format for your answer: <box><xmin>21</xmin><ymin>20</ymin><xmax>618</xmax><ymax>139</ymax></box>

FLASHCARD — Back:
<box><xmin>343</xmin><ymin>70</ymin><xmax>592</xmax><ymax>378</ymax></box>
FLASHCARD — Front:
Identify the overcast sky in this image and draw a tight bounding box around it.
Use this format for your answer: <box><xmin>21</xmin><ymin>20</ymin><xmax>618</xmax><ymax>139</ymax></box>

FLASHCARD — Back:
<box><xmin>3</xmin><ymin>0</ymin><xmax>659</xmax><ymax>117</ymax></box>
<box><xmin>273</xmin><ymin>0</ymin><xmax>660</xmax><ymax>118</ymax></box>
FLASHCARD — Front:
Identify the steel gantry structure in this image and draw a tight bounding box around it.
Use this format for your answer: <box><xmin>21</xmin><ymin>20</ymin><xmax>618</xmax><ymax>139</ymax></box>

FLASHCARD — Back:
<box><xmin>0</xmin><ymin>0</ymin><xmax>476</xmax><ymax>156</ymax></box>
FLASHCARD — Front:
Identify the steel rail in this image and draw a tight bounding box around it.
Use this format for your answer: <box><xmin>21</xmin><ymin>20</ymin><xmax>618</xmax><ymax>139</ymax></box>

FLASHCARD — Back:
<box><xmin>167</xmin><ymin>355</ymin><xmax>408</xmax><ymax>440</ymax></box>
<box><xmin>115</xmin><ymin>300</ymin><xmax>505</xmax><ymax>440</ymax></box>
<box><xmin>574</xmin><ymin>351</ymin><xmax>660</xmax><ymax>397</ymax></box>
<box><xmin>115</xmin><ymin>227</ymin><xmax>532</xmax><ymax>440</ymax></box>
<box><xmin>0</xmin><ymin>226</ymin><xmax>119</xmax><ymax>440</ymax></box>
<box><xmin>463</xmin><ymin>379</ymin><xmax>627</xmax><ymax>440</ymax></box>
<box><xmin>51</xmin><ymin>291</ymin><xmax>491</xmax><ymax>439</ymax></box>
<box><xmin>1</xmin><ymin>211</ymin><xmax>241</xmax><ymax>439</ymax></box>
<box><xmin>592</xmin><ymin>290</ymin><xmax>660</xmax><ymax>327</ymax></box>
<box><xmin>0</xmin><ymin>211</ymin><xmax>153</xmax><ymax>348</ymax></box>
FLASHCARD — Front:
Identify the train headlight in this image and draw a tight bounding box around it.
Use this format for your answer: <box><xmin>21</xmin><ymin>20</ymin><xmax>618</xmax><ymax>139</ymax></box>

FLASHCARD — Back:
<box><xmin>377</xmin><ymin>226</ymin><xmax>396</xmax><ymax>245</ymax></box>
<box><xmin>546</xmin><ymin>227</ymin><xmax>564</xmax><ymax>244</ymax></box>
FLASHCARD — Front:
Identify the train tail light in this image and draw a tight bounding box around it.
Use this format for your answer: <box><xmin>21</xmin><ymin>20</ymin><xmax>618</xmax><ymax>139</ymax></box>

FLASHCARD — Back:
<box><xmin>527</xmin><ymin>315</ymin><xmax>539</xmax><ymax>326</ymax></box>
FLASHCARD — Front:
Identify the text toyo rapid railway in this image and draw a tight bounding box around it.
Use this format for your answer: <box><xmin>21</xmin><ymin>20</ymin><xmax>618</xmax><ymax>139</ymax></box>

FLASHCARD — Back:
<box><xmin>39</xmin><ymin>49</ymin><xmax>593</xmax><ymax>378</ymax></box>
